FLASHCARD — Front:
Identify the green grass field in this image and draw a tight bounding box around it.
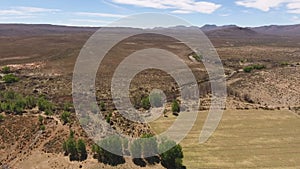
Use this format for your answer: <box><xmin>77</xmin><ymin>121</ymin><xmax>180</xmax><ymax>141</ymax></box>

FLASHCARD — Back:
<box><xmin>150</xmin><ymin>110</ymin><xmax>300</xmax><ymax>168</ymax></box>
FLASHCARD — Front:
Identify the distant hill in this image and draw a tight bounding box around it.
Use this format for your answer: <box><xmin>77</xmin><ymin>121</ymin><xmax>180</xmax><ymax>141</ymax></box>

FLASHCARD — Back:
<box><xmin>251</xmin><ymin>24</ymin><xmax>300</xmax><ymax>36</ymax></box>
<box><xmin>202</xmin><ymin>25</ymin><xmax>258</xmax><ymax>38</ymax></box>
<box><xmin>0</xmin><ymin>24</ymin><xmax>98</xmax><ymax>37</ymax></box>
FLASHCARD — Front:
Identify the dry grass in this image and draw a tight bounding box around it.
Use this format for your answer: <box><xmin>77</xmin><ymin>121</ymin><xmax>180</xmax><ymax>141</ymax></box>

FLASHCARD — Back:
<box><xmin>150</xmin><ymin>110</ymin><xmax>300</xmax><ymax>168</ymax></box>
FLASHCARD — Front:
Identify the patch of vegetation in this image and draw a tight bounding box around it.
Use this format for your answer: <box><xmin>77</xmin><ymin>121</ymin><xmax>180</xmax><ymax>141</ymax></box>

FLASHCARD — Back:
<box><xmin>2</xmin><ymin>74</ymin><xmax>19</xmax><ymax>83</ymax></box>
<box><xmin>280</xmin><ymin>61</ymin><xmax>289</xmax><ymax>66</ymax></box>
<box><xmin>141</xmin><ymin>96</ymin><xmax>151</xmax><ymax>110</ymax></box>
<box><xmin>106</xmin><ymin>112</ymin><xmax>112</xmax><ymax>124</ymax></box>
<box><xmin>61</xmin><ymin>111</ymin><xmax>71</xmax><ymax>125</ymax></box>
<box><xmin>0</xmin><ymin>91</ymin><xmax>31</xmax><ymax>114</ymax></box>
<box><xmin>37</xmin><ymin>97</ymin><xmax>54</xmax><ymax>112</ymax></box>
<box><xmin>40</xmin><ymin>125</ymin><xmax>46</xmax><ymax>131</ymax></box>
<box><xmin>63</xmin><ymin>131</ymin><xmax>87</xmax><ymax>161</ymax></box>
<box><xmin>100</xmin><ymin>101</ymin><xmax>106</xmax><ymax>111</ymax></box>
<box><xmin>171</xmin><ymin>100</ymin><xmax>180</xmax><ymax>113</ymax></box>
<box><xmin>38</xmin><ymin>115</ymin><xmax>44</xmax><ymax>125</ymax></box>
<box><xmin>243</xmin><ymin>64</ymin><xmax>266</xmax><ymax>73</ymax></box>
<box><xmin>192</xmin><ymin>53</ymin><xmax>203</xmax><ymax>62</ymax></box>
<box><xmin>1</xmin><ymin>66</ymin><xmax>10</xmax><ymax>74</ymax></box>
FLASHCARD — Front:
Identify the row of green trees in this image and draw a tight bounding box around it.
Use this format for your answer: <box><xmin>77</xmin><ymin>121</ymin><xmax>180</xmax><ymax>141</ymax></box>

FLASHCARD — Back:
<box><xmin>63</xmin><ymin>131</ymin><xmax>87</xmax><ymax>161</ymax></box>
<box><xmin>89</xmin><ymin>135</ymin><xmax>184</xmax><ymax>169</ymax></box>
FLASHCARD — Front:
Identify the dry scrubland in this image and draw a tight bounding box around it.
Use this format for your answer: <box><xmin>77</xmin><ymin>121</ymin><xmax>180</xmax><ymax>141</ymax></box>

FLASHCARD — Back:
<box><xmin>0</xmin><ymin>24</ymin><xmax>300</xmax><ymax>168</ymax></box>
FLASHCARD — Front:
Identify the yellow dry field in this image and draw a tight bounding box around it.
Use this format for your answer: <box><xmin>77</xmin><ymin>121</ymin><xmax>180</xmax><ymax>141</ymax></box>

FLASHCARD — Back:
<box><xmin>150</xmin><ymin>110</ymin><xmax>300</xmax><ymax>169</ymax></box>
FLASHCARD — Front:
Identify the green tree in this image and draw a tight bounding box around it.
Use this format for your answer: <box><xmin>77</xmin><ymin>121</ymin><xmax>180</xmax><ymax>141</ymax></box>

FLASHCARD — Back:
<box><xmin>97</xmin><ymin>136</ymin><xmax>125</xmax><ymax>166</ymax></box>
<box><xmin>130</xmin><ymin>139</ymin><xmax>142</xmax><ymax>158</ymax></box>
<box><xmin>159</xmin><ymin>140</ymin><xmax>184</xmax><ymax>169</ymax></box>
<box><xmin>77</xmin><ymin>139</ymin><xmax>87</xmax><ymax>161</ymax></box>
<box><xmin>63</xmin><ymin>131</ymin><xmax>79</xmax><ymax>161</ymax></box>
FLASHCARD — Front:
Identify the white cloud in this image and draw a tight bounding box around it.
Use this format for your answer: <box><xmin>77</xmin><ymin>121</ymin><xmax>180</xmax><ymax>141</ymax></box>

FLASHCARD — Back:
<box><xmin>0</xmin><ymin>6</ymin><xmax>60</xmax><ymax>16</ymax></box>
<box><xmin>75</xmin><ymin>12</ymin><xmax>126</xmax><ymax>18</ymax></box>
<box><xmin>235</xmin><ymin>0</ymin><xmax>300</xmax><ymax>13</ymax></box>
<box><xmin>287</xmin><ymin>1</ymin><xmax>300</xmax><ymax>13</ymax></box>
<box><xmin>110</xmin><ymin>0</ymin><xmax>221</xmax><ymax>14</ymax></box>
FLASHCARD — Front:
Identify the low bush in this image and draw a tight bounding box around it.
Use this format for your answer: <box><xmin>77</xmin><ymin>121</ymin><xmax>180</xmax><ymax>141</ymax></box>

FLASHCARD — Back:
<box><xmin>2</xmin><ymin>74</ymin><xmax>19</xmax><ymax>83</ymax></box>
<box><xmin>1</xmin><ymin>66</ymin><xmax>10</xmax><ymax>74</ymax></box>
<box><xmin>243</xmin><ymin>64</ymin><xmax>266</xmax><ymax>73</ymax></box>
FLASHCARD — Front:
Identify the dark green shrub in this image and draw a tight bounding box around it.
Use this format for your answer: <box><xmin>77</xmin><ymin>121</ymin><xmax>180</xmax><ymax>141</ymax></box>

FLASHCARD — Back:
<box><xmin>243</xmin><ymin>66</ymin><xmax>254</xmax><ymax>73</ymax></box>
<box><xmin>2</xmin><ymin>74</ymin><xmax>19</xmax><ymax>83</ymax></box>
<box><xmin>171</xmin><ymin>100</ymin><xmax>180</xmax><ymax>113</ymax></box>
<box><xmin>253</xmin><ymin>64</ymin><xmax>266</xmax><ymax>70</ymax></box>
<box><xmin>159</xmin><ymin>140</ymin><xmax>184</xmax><ymax>169</ymax></box>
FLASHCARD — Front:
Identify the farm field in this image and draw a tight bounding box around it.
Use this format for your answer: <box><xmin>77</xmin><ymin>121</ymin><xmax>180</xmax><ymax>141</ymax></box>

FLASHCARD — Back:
<box><xmin>150</xmin><ymin>110</ymin><xmax>300</xmax><ymax>168</ymax></box>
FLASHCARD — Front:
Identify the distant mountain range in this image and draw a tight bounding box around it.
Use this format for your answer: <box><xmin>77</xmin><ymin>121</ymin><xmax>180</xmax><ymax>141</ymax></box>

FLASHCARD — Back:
<box><xmin>200</xmin><ymin>24</ymin><xmax>300</xmax><ymax>37</ymax></box>
<box><xmin>0</xmin><ymin>23</ymin><xmax>299</xmax><ymax>37</ymax></box>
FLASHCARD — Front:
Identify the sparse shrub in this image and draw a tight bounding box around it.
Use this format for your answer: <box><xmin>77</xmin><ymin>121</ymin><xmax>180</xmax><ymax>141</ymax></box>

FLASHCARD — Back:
<box><xmin>2</xmin><ymin>66</ymin><xmax>10</xmax><ymax>74</ymax></box>
<box><xmin>171</xmin><ymin>100</ymin><xmax>180</xmax><ymax>113</ymax></box>
<box><xmin>192</xmin><ymin>53</ymin><xmax>203</xmax><ymax>62</ymax></box>
<box><xmin>100</xmin><ymin>101</ymin><xmax>106</xmax><ymax>111</ymax></box>
<box><xmin>40</xmin><ymin>125</ymin><xmax>46</xmax><ymax>131</ymax></box>
<box><xmin>243</xmin><ymin>66</ymin><xmax>254</xmax><ymax>73</ymax></box>
<box><xmin>38</xmin><ymin>115</ymin><xmax>44</xmax><ymax>125</ymax></box>
<box><xmin>2</xmin><ymin>74</ymin><xmax>19</xmax><ymax>83</ymax></box>
<box><xmin>0</xmin><ymin>114</ymin><xmax>4</xmax><ymax>122</ymax></box>
<box><xmin>243</xmin><ymin>64</ymin><xmax>265</xmax><ymax>73</ymax></box>
<box><xmin>141</xmin><ymin>96</ymin><xmax>151</xmax><ymax>110</ymax></box>
<box><xmin>37</xmin><ymin>97</ymin><xmax>53</xmax><ymax>112</ymax></box>
<box><xmin>280</xmin><ymin>62</ymin><xmax>289</xmax><ymax>66</ymax></box>
<box><xmin>25</xmin><ymin>96</ymin><xmax>36</xmax><ymax>109</ymax></box>
<box><xmin>253</xmin><ymin>64</ymin><xmax>266</xmax><ymax>70</ymax></box>
<box><xmin>106</xmin><ymin>116</ymin><xmax>111</xmax><ymax>123</ymax></box>
<box><xmin>61</xmin><ymin>111</ymin><xmax>71</xmax><ymax>124</ymax></box>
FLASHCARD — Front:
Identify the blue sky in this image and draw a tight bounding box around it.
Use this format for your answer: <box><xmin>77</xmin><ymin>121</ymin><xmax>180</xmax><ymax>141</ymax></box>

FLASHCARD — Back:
<box><xmin>0</xmin><ymin>0</ymin><xmax>299</xmax><ymax>27</ymax></box>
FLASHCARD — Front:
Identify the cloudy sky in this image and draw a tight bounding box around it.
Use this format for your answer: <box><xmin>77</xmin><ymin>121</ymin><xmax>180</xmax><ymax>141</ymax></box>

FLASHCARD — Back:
<box><xmin>0</xmin><ymin>0</ymin><xmax>299</xmax><ymax>27</ymax></box>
